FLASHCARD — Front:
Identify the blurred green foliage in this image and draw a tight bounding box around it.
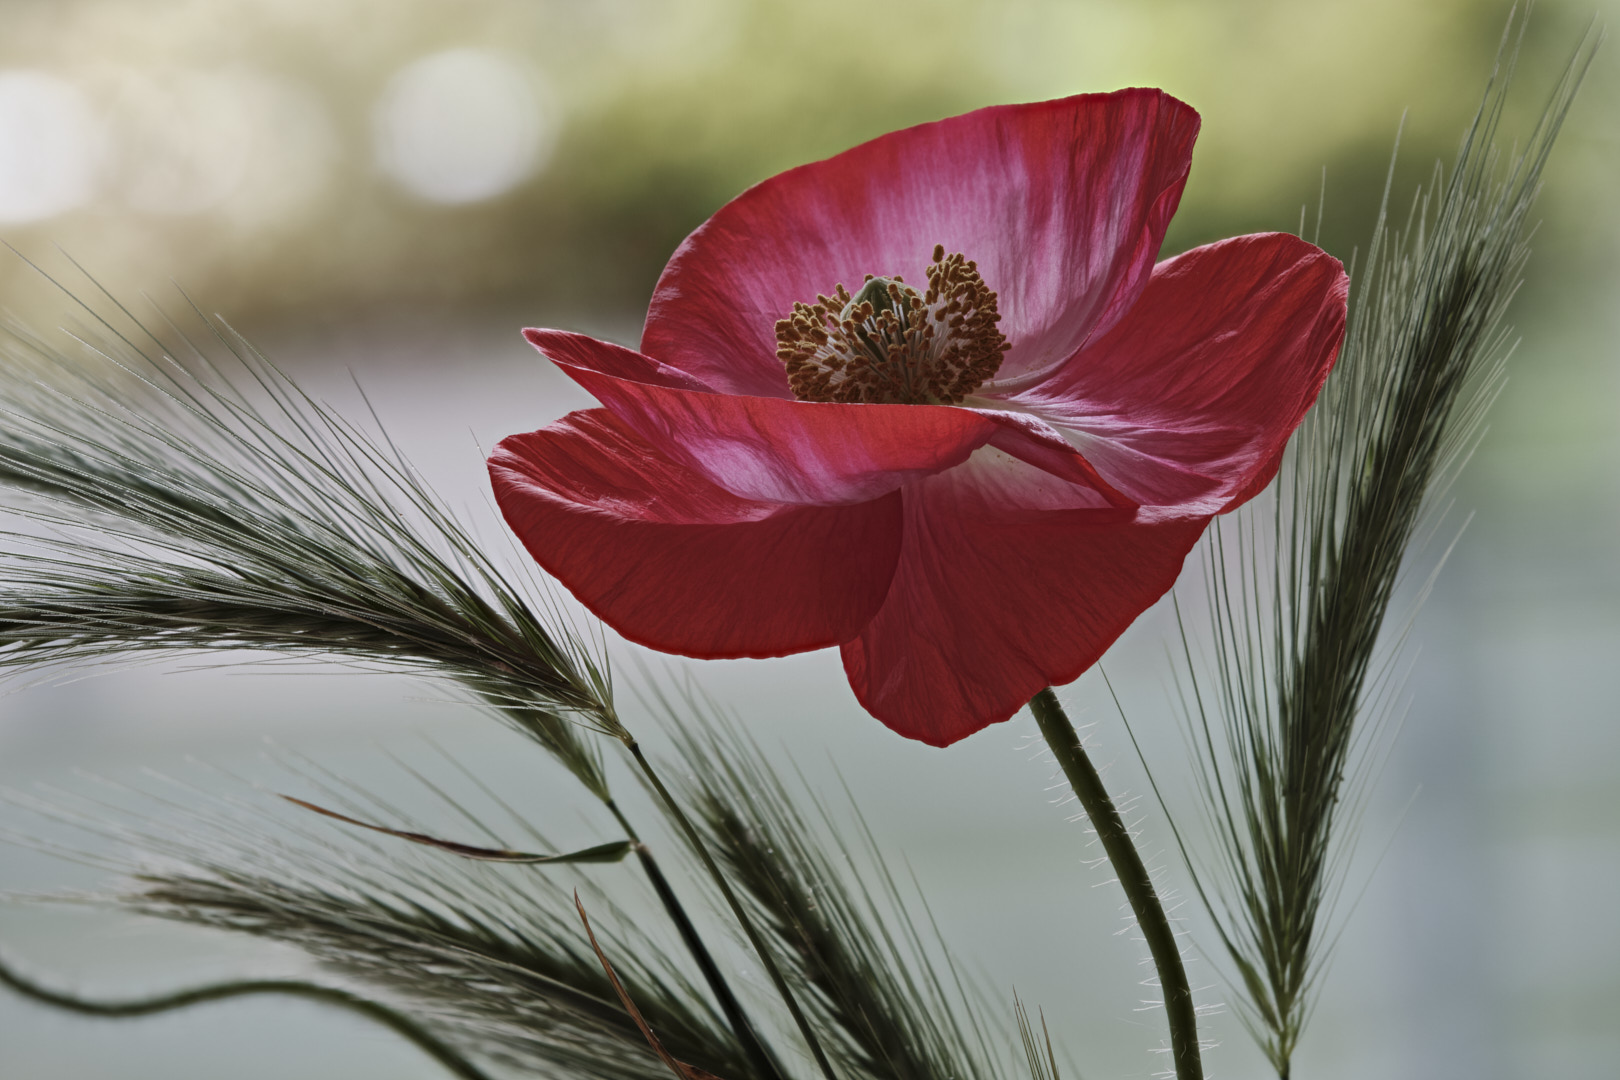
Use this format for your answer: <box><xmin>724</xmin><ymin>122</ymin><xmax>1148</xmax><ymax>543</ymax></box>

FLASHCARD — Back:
<box><xmin>0</xmin><ymin>0</ymin><xmax>1610</xmax><ymax>329</ymax></box>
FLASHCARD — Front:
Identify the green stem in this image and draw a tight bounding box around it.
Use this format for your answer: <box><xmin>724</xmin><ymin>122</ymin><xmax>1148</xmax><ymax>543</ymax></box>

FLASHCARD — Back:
<box><xmin>625</xmin><ymin>738</ymin><xmax>838</xmax><ymax>1080</ymax></box>
<box><xmin>1028</xmin><ymin>688</ymin><xmax>1203</xmax><ymax>1080</ymax></box>
<box><xmin>0</xmin><ymin>956</ymin><xmax>493</xmax><ymax>1080</ymax></box>
<box><xmin>604</xmin><ymin>798</ymin><xmax>786</xmax><ymax>1080</ymax></box>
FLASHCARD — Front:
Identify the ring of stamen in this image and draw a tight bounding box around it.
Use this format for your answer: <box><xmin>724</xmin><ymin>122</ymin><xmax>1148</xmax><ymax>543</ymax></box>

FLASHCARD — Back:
<box><xmin>774</xmin><ymin>244</ymin><xmax>1010</xmax><ymax>405</ymax></box>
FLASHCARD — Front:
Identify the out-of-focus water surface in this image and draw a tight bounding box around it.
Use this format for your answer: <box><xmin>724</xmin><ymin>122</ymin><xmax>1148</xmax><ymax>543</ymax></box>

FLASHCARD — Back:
<box><xmin>1</xmin><ymin>3</ymin><xmax>1616</xmax><ymax>1079</ymax></box>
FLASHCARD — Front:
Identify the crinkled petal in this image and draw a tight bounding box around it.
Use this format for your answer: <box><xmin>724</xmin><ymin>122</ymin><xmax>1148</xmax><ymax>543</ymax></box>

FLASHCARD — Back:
<box><xmin>998</xmin><ymin>232</ymin><xmax>1348</xmax><ymax>512</ymax></box>
<box><xmin>523</xmin><ymin>327</ymin><xmax>717</xmax><ymax>392</ymax></box>
<box><xmin>974</xmin><ymin>408</ymin><xmax>1136</xmax><ymax>508</ymax></box>
<box><xmin>643</xmin><ymin>89</ymin><xmax>1201</xmax><ymax>397</ymax></box>
<box><xmin>840</xmin><ymin>449</ymin><xmax>1209</xmax><ymax>746</ymax></box>
<box><xmin>526</xmin><ymin>329</ymin><xmax>1001</xmax><ymax>506</ymax></box>
<box><xmin>489</xmin><ymin>410</ymin><xmax>903</xmax><ymax>658</ymax></box>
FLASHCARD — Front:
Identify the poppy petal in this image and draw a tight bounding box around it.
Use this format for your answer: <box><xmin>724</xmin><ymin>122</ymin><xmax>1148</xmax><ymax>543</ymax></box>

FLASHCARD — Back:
<box><xmin>974</xmin><ymin>408</ymin><xmax>1136</xmax><ymax>508</ymax></box>
<box><xmin>840</xmin><ymin>449</ymin><xmax>1208</xmax><ymax>746</ymax></box>
<box><xmin>523</xmin><ymin>327</ymin><xmax>717</xmax><ymax>393</ymax></box>
<box><xmin>1001</xmin><ymin>232</ymin><xmax>1348</xmax><ymax>512</ymax></box>
<box><xmin>526</xmin><ymin>329</ymin><xmax>1001</xmax><ymax>505</ymax></box>
<box><xmin>489</xmin><ymin>410</ymin><xmax>903</xmax><ymax>658</ymax></box>
<box><xmin>643</xmin><ymin>89</ymin><xmax>1201</xmax><ymax>398</ymax></box>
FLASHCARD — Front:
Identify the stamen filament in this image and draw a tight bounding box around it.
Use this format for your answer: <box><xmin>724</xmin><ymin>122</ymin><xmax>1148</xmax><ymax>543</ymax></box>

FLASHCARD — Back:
<box><xmin>775</xmin><ymin>245</ymin><xmax>1009</xmax><ymax>404</ymax></box>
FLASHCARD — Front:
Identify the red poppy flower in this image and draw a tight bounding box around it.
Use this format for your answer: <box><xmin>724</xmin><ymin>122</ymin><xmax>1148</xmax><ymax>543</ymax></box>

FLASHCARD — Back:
<box><xmin>489</xmin><ymin>89</ymin><xmax>1348</xmax><ymax>747</ymax></box>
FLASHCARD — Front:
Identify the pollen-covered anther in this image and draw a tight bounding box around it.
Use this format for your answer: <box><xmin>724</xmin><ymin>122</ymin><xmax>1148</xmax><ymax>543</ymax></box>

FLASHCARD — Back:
<box><xmin>775</xmin><ymin>244</ymin><xmax>1010</xmax><ymax>404</ymax></box>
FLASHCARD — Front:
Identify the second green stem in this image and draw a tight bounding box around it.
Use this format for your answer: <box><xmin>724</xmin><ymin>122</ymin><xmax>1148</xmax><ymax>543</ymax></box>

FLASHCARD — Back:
<box><xmin>625</xmin><ymin>737</ymin><xmax>838</xmax><ymax>1080</ymax></box>
<box><xmin>1029</xmin><ymin>687</ymin><xmax>1203</xmax><ymax>1080</ymax></box>
<box><xmin>603</xmin><ymin>798</ymin><xmax>784</xmax><ymax>1080</ymax></box>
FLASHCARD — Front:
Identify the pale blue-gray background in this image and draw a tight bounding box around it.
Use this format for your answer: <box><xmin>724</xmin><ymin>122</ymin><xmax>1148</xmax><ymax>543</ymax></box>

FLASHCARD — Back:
<box><xmin>1</xmin><ymin>2</ymin><xmax>1616</xmax><ymax>1078</ymax></box>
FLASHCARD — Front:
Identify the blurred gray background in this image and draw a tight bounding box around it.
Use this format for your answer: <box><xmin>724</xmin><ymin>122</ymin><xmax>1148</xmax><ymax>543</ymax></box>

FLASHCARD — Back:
<box><xmin>0</xmin><ymin>1</ymin><xmax>1615</xmax><ymax>1078</ymax></box>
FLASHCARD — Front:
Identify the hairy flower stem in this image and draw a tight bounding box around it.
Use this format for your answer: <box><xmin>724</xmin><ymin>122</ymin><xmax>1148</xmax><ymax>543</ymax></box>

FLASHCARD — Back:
<box><xmin>625</xmin><ymin>738</ymin><xmax>839</xmax><ymax>1080</ymax></box>
<box><xmin>0</xmin><ymin>958</ymin><xmax>493</xmax><ymax>1080</ymax></box>
<box><xmin>603</xmin><ymin>798</ymin><xmax>786</xmax><ymax>1080</ymax></box>
<box><xmin>1029</xmin><ymin>688</ymin><xmax>1202</xmax><ymax>1080</ymax></box>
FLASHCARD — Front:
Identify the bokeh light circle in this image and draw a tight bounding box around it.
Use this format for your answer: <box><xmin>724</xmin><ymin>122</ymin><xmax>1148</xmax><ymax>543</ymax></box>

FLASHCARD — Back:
<box><xmin>0</xmin><ymin>70</ymin><xmax>104</xmax><ymax>223</ymax></box>
<box><xmin>372</xmin><ymin>48</ymin><xmax>555</xmax><ymax>205</ymax></box>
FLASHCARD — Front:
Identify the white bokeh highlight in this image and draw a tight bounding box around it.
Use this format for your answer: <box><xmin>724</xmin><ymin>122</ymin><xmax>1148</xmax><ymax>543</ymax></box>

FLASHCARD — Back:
<box><xmin>372</xmin><ymin>48</ymin><xmax>555</xmax><ymax>205</ymax></box>
<box><xmin>0</xmin><ymin>70</ymin><xmax>104</xmax><ymax>223</ymax></box>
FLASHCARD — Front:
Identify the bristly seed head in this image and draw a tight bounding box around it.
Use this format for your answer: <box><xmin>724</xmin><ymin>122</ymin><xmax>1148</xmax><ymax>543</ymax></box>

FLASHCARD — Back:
<box><xmin>774</xmin><ymin>244</ymin><xmax>1010</xmax><ymax>404</ymax></box>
